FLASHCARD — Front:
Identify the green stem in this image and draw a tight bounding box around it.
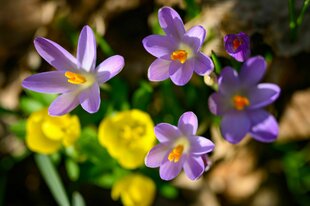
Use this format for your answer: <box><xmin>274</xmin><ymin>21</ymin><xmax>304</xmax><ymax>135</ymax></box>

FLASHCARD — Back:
<box><xmin>288</xmin><ymin>0</ymin><xmax>297</xmax><ymax>40</ymax></box>
<box><xmin>297</xmin><ymin>0</ymin><xmax>310</xmax><ymax>27</ymax></box>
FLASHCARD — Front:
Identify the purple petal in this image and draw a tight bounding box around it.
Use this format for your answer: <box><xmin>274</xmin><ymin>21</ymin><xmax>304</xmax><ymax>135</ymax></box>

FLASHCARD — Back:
<box><xmin>232</xmin><ymin>49</ymin><xmax>251</xmax><ymax>62</ymax></box>
<box><xmin>248</xmin><ymin>109</ymin><xmax>278</xmax><ymax>142</ymax></box>
<box><xmin>145</xmin><ymin>144</ymin><xmax>169</xmax><ymax>168</ymax></box>
<box><xmin>218</xmin><ymin>67</ymin><xmax>240</xmax><ymax>95</ymax></box>
<box><xmin>208</xmin><ymin>92</ymin><xmax>232</xmax><ymax>115</ymax></box>
<box><xmin>148</xmin><ymin>58</ymin><xmax>171</xmax><ymax>81</ymax></box>
<box><xmin>160</xmin><ymin>155</ymin><xmax>185</xmax><ymax>181</ymax></box>
<box><xmin>170</xmin><ymin>60</ymin><xmax>194</xmax><ymax>86</ymax></box>
<box><xmin>183</xmin><ymin>155</ymin><xmax>205</xmax><ymax>180</ymax></box>
<box><xmin>79</xmin><ymin>83</ymin><xmax>100</xmax><ymax>113</ymax></box>
<box><xmin>183</xmin><ymin>25</ymin><xmax>206</xmax><ymax>52</ymax></box>
<box><xmin>155</xmin><ymin>123</ymin><xmax>182</xmax><ymax>143</ymax></box>
<box><xmin>22</xmin><ymin>71</ymin><xmax>77</xmax><ymax>94</ymax></box>
<box><xmin>189</xmin><ymin>136</ymin><xmax>215</xmax><ymax>155</ymax></box>
<box><xmin>193</xmin><ymin>52</ymin><xmax>214</xmax><ymax>76</ymax></box>
<box><xmin>220</xmin><ymin>111</ymin><xmax>250</xmax><ymax>144</ymax></box>
<box><xmin>142</xmin><ymin>35</ymin><xmax>177</xmax><ymax>58</ymax></box>
<box><xmin>34</xmin><ymin>37</ymin><xmax>77</xmax><ymax>71</ymax></box>
<box><xmin>48</xmin><ymin>91</ymin><xmax>80</xmax><ymax>116</ymax></box>
<box><xmin>158</xmin><ymin>7</ymin><xmax>185</xmax><ymax>40</ymax></box>
<box><xmin>178</xmin><ymin>111</ymin><xmax>198</xmax><ymax>136</ymax></box>
<box><xmin>96</xmin><ymin>55</ymin><xmax>124</xmax><ymax>84</ymax></box>
<box><xmin>224</xmin><ymin>32</ymin><xmax>250</xmax><ymax>62</ymax></box>
<box><xmin>77</xmin><ymin>25</ymin><xmax>97</xmax><ymax>72</ymax></box>
<box><xmin>239</xmin><ymin>56</ymin><xmax>266</xmax><ymax>86</ymax></box>
<box><xmin>248</xmin><ymin>83</ymin><xmax>280</xmax><ymax>109</ymax></box>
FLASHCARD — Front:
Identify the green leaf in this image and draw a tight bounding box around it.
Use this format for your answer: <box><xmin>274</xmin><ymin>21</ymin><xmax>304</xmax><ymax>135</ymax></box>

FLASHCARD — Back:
<box><xmin>9</xmin><ymin>119</ymin><xmax>26</xmax><ymax>139</ymax></box>
<box><xmin>94</xmin><ymin>32</ymin><xmax>114</xmax><ymax>56</ymax></box>
<box><xmin>20</xmin><ymin>97</ymin><xmax>44</xmax><ymax>114</ymax></box>
<box><xmin>34</xmin><ymin>154</ymin><xmax>70</xmax><ymax>206</ymax></box>
<box><xmin>132</xmin><ymin>81</ymin><xmax>153</xmax><ymax>110</ymax></box>
<box><xmin>185</xmin><ymin>0</ymin><xmax>201</xmax><ymax>19</ymax></box>
<box><xmin>65</xmin><ymin>158</ymin><xmax>80</xmax><ymax>181</ymax></box>
<box><xmin>25</xmin><ymin>90</ymin><xmax>57</xmax><ymax>106</ymax></box>
<box><xmin>211</xmin><ymin>50</ymin><xmax>222</xmax><ymax>74</ymax></box>
<box><xmin>72</xmin><ymin>192</ymin><xmax>86</xmax><ymax>206</ymax></box>
<box><xmin>160</xmin><ymin>184</ymin><xmax>178</xmax><ymax>199</ymax></box>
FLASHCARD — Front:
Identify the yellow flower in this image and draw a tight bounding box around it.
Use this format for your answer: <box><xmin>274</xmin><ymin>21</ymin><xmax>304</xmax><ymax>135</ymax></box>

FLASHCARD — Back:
<box><xmin>98</xmin><ymin>109</ymin><xmax>155</xmax><ymax>169</ymax></box>
<box><xmin>26</xmin><ymin>108</ymin><xmax>80</xmax><ymax>154</ymax></box>
<box><xmin>112</xmin><ymin>174</ymin><xmax>156</xmax><ymax>206</ymax></box>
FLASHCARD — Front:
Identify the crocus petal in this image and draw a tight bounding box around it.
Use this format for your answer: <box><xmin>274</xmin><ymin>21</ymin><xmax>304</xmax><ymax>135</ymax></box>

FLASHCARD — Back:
<box><xmin>184</xmin><ymin>25</ymin><xmax>206</xmax><ymax>52</ymax></box>
<box><xmin>170</xmin><ymin>60</ymin><xmax>194</xmax><ymax>86</ymax></box>
<box><xmin>158</xmin><ymin>7</ymin><xmax>185</xmax><ymax>40</ymax></box>
<box><xmin>145</xmin><ymin>144</ymin><xmax>169</xmax><ymax>168</ymax></box>
<box><xmin>189</xmin><ymin>136</ymin><xmax>215</xmax><ymax>155</ymax></box>
<box><xmin>96</xmin><ymin>55</ymin><xmax>125</xmax><ymax>84</ymax></box>
<box><xmin>239</xmin><ymin>56</ymin><xmax>266</xmax><ymax>86</ymax></box>
<box><xmin>248</xmin><ymin>83</ymin><xmax>280</xmax><ymax>109</ymax></box>
<box><xmin>22</xmin><ymin>71</ymin><xmax>77</xmax><ymax>93</ymax></box>
<box><xmin>224</xmin><ymin>32</ymin><xmax>250</xmax><ymax>62</ymax></box>
<box><xmin>248</xmin><ymin>109</ymin><xmax>278</xmax><ymax>142</ymax></box>
<box><xmin>183</xmin><ymin>155</ymin><xmax>205</xmax><ymax>180</ymax></box>
<box><xmin>155</xmin><ymin>123</ymin><xmax>182</xmax><ymax>143</ymax></box>
<box><xmin>220</xmin><ymin>111</ymin><xmax>251</xmax><ymax>144</ymax></box>
<box><xmin>160</xmin><ymin>156</ymin><xmax>185</xmax><ymax>181</ymax></box>
<box><xmin>77</xmin><ymin>25</ymin><xmax>96</xmax><ymax>72</ymax></box>
<box><xmin>178</xmin><ymin>111</ymin><xmax>198</xmax><ymax>136</ymax></box>
<box><xmin>218</xmin><ymin>67</ymin><xmax>240</xmax><ymax>95</ymax></box>
<box><xmin>148</xmin><ymin>58</ymin><xmax>171</xmax><ymax>81</ymax></box>
<box><xmin>48</xmin><ymin>91</ymin><xmax>80</xmax><ymax>116</ymax></box>
<box><xmin>208</xmin><ymin>92</ymin><xmax>232</xmax><ymax>115</ymax></box>
<box><xmin>142</xmin><ymin>35</ymin><xmax>177</xmax><ymax>58</ymax></box>
<box><xmin>193</xmin><ymin>52</ymin><xmax>214</xmax><ymax>76</ymax></box>
<box><xmin>79</xmin><ymin>83</ymin><xmax>100</xmax><ymax>113</ymax></box>
<box><xmin>34</xmin><ymin>37</ymin><xmax>77</xmax><ymax>71</ymax></box>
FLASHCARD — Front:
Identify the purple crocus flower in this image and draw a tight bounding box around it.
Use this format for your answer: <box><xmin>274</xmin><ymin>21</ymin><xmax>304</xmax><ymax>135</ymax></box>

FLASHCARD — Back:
<box><xmin>142</xmin><ymin>7</ymin><xmax>214</xmax><ymax>86</ymax></box>
<box><xmin>224</xmin><ymin>32</ymin><xmax>250</xmax><ymax>62</ymax></box>
<box><xmin>22</xmin><ymin>25</ymin><xmax>124</xmax><ymax>116</ymax></box>
<box><xmin>208</xmin><ymin>56</ymin><xmax>280</xmax><ymax>144</ymax></box>
<box><xmin>145</xmin><ymin>111</ymin><xmax>215</xmax><ymax>181</ymax></box>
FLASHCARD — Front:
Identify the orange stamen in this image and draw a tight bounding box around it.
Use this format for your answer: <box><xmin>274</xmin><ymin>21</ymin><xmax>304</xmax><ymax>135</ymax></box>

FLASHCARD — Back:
<box><xmin>233</xmin><ymin>95</ymin><xmax>250</xmax><ymax>110</ymax></box>
<box><xmin>168</xmin><ymin>145</ymin><xmax>184</xmax><ymax>163</ymax></box>
<box><xmin>65</xmin><ymin>71</ymin><xmax>86</xmax><ymax>84</ymax></box>
<box><xmin>170</xmin><ymin>50</ymin><xmax>187</xmax><ymax>64</ymax></box>
<box><xmin>232</xmin><ymin>38</ymin><xmax>242</xmax><ymax>50</ymax></box>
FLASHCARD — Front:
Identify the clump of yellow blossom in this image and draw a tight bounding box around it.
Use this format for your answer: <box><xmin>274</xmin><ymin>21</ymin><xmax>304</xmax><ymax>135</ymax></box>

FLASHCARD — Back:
<box><xmin>26</xmin><ymin>108</ymin><xmax>80</xmax><ymax>154</ymax></box>
<box><xmin>112</xmin><ymin>173</ymin><xmax>156</xmax><ymax>206</ymax></box>
<box><xmin>98</xmin><ymin>109</ymin><xmax>155</xmax><ymax>169</ymax></box>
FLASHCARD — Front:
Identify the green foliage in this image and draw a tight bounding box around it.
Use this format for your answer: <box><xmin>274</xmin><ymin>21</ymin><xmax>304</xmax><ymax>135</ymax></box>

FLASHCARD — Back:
<box><xmin>160</xmin><ymin>184</ymin><xmax>179</xmax><ymax>199</ymax></box>
<box><xmin>72</xmin><ymin>192</ymin><xmax>86</xmax><ymax>206</ymax></box>
<box><xmin>132</xmin><ymin>81</ymin><xmax>153</xmax><ymax>110</ymax></box>
<box><xmin>184</xmin><ymin>0</ymin><xmax>201</xmax><ymax>20</ymax></box>
<box><xmin>9</xmin><ymin>119</ymin><xmax>26</xmax><ymax>139</ymax></box>
<box><xmin>35</xmin><ymin>154</ymin><xmax>70</xmax><ymax>206</ymax></box>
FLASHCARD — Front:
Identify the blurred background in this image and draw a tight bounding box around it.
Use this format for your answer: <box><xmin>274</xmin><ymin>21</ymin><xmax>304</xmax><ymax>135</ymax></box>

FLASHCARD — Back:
<box><xmin>1</xmin><ymin>0</ymin><xmax>310</xmax><ymax>205</ymax></box>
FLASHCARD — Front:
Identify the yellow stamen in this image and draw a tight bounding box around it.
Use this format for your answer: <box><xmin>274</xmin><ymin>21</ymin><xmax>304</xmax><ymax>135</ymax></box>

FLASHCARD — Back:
<box><xmin>168</xmin><ymin>145</ymin><xmax>184</xmax><ymax>163</ymax></box>
<box><xmin>233</xmin><ymin>95</ymin><xmax>250</xmax><ymax>110</ymax></box>
<box><xmin>65</xmin><ymin>71</ymin><xmax>86</xmax><ymax>84</ymax></box>
<box><xmin>170</xmin><ymin>50</ymin><xmax>187</xmax><ymax>64</ymax></box>
<box><xmin>232</xmin><ymin>38</ymin><xmax>242</xmax><ymax>50</ymax></box>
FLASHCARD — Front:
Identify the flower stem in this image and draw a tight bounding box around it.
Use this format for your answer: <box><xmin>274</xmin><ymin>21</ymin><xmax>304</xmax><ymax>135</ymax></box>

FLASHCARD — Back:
<box><xmin>288</xmin><ymin>0</ymin><xmax>297</xmax><ymax>41</ymax></box>
<box><xmin>297</xmin><ymin>0</ymin><xmax>310</xmax><ymax>27</ymax></box>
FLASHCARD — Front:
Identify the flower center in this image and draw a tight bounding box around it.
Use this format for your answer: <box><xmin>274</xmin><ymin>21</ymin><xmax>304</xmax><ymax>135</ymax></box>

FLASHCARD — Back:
<box><xmin>170</xmin><ymin>50</ymin><xmax>187</xmax><ymax>64</ymax></box>
<box><xmin>65</xmin><ymin>71</ymin><xmax>86</xmax><ymax>84</ymax></box>
<box><xmin>232</xmin><ymin>38</ymin><xmax>242</xmax><ymax>51</ymax></box>
<box><xmin>168</xmin><ymin>144</ymin><xmax>184</xmax><ymax>163</ymax></box>
<box><xmin>233</xmin><ymin>95</ymin><xmax>250</xmax><ymax>110</ymax></box>
<box><xmin>119</xmin><ymin>124</ymin><xmax>146</xmax><ymax>141</ymax></box>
